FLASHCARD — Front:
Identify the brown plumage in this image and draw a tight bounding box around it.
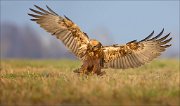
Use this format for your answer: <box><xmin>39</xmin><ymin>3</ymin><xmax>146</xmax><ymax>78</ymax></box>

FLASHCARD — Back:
<box><xmin>28</xmin><ymin>5</ymin><xmax>172</xmax><ymax>75</ymax></box>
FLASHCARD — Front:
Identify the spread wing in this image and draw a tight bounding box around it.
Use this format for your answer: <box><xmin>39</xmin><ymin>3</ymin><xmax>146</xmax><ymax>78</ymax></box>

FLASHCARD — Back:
<box><xmin>102</xmin><ymin>29</ymin><xmax>172</xmax><ymax>69</ymax></box>
<box><xmin>28</xmin><ymin>5</ymin><xmax>89</xmax><ymax>60</ymax></box>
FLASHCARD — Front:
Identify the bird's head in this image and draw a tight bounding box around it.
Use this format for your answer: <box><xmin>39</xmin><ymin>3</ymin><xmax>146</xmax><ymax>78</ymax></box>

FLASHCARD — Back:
<box><xmin>89</xmin><ymin>39</ymin><xmax>102</xmax><ymax>51</ymax></box>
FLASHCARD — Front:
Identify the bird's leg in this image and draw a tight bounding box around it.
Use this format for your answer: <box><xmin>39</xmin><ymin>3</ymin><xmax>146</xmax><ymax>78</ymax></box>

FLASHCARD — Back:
<box><xmin>73</xmin><ymin>68</ymin><xmax>80</xmax><ymax>73</ymax></box>
<box><xmin>91</xmin><ymin>65</ymin><xmax>97</xmax><ymax>75</ymax></box>
<box><xmin>92</xmin><ymin>65</ymin><xmax>103</xmax><ymax>76</ymax></box>
<box><xmin>73</xmin><ymin>61</ymin><xmax>88</xmax><ymax>75</ymax></box>
<box><xmin>91</xmin><ymin>59</ymin><xmax>105</xmax><ymax>76</ymax></box>
<box><xmin>79</xmin><ymin>62</ymin><xmax>89</xmax><ymax>75</ymax></box>
<box><xmin>96</xmin><ymin>65</ymin><xmax>103</xmax><ymax>75</ymax></box>
<box><xmin>86</xmin><ymin>65</ymin><xmax>93</xmax><ymax>75</ymax></box>
<box><xmin>91</xmin><ymin>59</ymin><xmax>101</xmax><ymax>75</ymax></box>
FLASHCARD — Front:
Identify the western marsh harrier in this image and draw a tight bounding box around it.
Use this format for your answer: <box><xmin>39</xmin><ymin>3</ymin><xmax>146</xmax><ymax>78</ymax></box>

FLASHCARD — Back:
<box><xmin>28</xmin><ymin>5</ymin><xmax>172</xmax><ymax>75</ymax></box>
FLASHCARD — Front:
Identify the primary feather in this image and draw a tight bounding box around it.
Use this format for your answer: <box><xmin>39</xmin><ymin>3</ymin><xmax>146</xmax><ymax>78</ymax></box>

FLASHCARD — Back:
<box><xmin>103</xmin><ymin>29</ymin><xmax>172</xmax><ymax>69</ymax></box>
<box><xmin>28</xmin><ymin>5</ymin><xmax>89</xmax><ymax>60</ymax></box>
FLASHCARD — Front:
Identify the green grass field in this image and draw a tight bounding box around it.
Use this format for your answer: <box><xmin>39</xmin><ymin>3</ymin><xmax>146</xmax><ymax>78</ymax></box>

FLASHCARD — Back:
<box><xmin>0</xmin><ymin>59</ymin><xmax>179</xmax><ymax>106</ymax></box>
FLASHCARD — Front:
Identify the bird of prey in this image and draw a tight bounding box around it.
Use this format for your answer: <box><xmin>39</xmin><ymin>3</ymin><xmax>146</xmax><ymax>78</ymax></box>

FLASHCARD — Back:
<box><xmin>28</xmin><ymin>5</ymin><xmax>172</xmax><ymax>75</ymax></box>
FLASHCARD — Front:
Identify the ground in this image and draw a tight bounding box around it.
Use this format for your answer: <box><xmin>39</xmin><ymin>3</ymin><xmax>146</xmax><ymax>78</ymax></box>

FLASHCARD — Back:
<box><xmin>0</xmin><ymin>59</ymin><xmax>179</xmax><ymax>106</ymax></box>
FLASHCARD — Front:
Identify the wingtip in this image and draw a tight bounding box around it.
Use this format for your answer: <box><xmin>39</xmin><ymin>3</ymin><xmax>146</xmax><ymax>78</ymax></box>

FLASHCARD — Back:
<box><xmin>64</xmin><ymin>15</ymin><xmax>71</xmax><ymax>21</ymax></box>
<box><xmin>34</xmin><ymin>5</ymin><xmax>43</xmax><ymax>10</ymax></box>
<box><xmin>64</xmin><ymin>15</ymin><xmax>67</xmax><ymax>18</ymax></box>
<box><xmin>46</xmin><ymin>5</ymin><xmax>49</xmax><ymax>8</ymax></box>
<box><xmin>30</xmin><ymin>19</ymin><xmax>38</xmax><ymax>21</ymax></box>
<box><xmin>27</xmin><ymin>13</ymin><xmax>31</xmax><ymax>16</ymax></box>
<box><xmin>169</xmin><ymin>37</ymin><xmax>172</xmax><ymax>40</ymax></box>
<box><xmin>165</xmin><ymin>44</ymin><xmax>172</xmax><ymax>48</ymax></box>
<box><xmin>34</xmin><ymin>5</ymin><xmax>38</xmax><ymax>8</ymax></box>
<box><xmin>152</xmin><ymin>30</ymin><xmax>155</xmax><ymax>34</ymax></box>
<box><xmin>159</xmin><ymin>28</ymin><xmax>164</xmax><ymax>33</ymax></box>
<box><xmin>167</xmin><ymin>32</ymin><xmax>171</xmax><ymax>36</ymax></box>
<box><xmin>29</xmin><ymin>8</ymin><xmax>36</xmax><ymax>12</ymax></box>
<box><xmin>33</xmin><ymin>5</ymin><xmax>37</xmax><ymax>8</ymax></box>
<box><xmin>161</xmin><ymin>28</ymin><xmax>164</xmax><ymax>33</ymax></box>
<box><xmin>139</xmin><ymin>30</ymin><xmax>155</xmax><ymax>42</ymax></box>
<box><xmin>45</xmin><ymin>5</ymin><xmax>59</xmax><ymax>16</ymax></box>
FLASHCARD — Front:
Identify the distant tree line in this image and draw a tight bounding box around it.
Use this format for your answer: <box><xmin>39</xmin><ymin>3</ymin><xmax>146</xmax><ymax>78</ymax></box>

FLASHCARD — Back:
<box><xmin>0</xmin><ymin>22</ymin><xmax>178</xmax><ymax>59</ymax></box>
<box><xmin>0</xmin><ymin>22</ymin><xmax>75</xmax><ymax>59</ymax></box>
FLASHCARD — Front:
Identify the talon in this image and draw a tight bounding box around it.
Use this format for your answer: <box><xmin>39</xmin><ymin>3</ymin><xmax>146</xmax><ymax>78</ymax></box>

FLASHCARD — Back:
<box><xmin>98</xmin><ymin>71</ymin><xmax>106</xmax><ymax>76</ymax></box>
<box><xmin>73</xmin><ymin>68</ymin><xmax>80</xmax><ymax>73</ymax></box>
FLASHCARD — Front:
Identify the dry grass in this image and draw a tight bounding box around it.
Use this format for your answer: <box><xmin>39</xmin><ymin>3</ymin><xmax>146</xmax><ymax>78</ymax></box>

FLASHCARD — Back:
<box><xmin>0</xmin><ymin>59</ymin><xmax>179</xmax><ymax>106</ymax></box>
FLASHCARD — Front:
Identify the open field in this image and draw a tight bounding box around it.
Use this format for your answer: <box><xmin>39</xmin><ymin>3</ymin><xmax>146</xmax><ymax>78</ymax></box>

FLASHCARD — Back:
<box><xmin>0</xmin><ymin>59</ymin><xmax>179</xmax><ymax>106</ymax></box>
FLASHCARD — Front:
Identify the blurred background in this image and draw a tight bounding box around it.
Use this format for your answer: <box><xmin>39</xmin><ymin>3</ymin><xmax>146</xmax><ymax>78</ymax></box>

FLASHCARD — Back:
<box><xmin>0</xmin><ymin>1</ymin><xmax>179</xmax><ymax>59</ymax></box>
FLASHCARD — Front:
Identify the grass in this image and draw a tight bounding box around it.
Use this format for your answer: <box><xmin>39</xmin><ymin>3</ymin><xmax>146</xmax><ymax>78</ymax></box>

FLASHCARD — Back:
<box><xmin>0</xmin><ymin>59</ymin><xmax>179</xmax><ymax>106</ymax></box>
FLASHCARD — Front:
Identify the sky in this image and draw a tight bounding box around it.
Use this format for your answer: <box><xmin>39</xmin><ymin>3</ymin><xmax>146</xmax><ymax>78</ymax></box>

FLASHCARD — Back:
<box><xmin>1</xmin><ymin>0</ymin><xmax>179</xmax><ymax>57</ymax></box>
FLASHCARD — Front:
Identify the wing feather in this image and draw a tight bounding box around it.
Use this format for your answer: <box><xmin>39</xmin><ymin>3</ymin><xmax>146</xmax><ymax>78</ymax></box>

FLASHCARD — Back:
<box><xmin>139</xmin><ymin>30</ymin><xmax>154</xmax><ymax>42</ymax></box>
<box><xmin>46</xmin><ymin>5</ymin><xmax>59</xmax><ymax>16</ymax></box>
<box><xmin>116</xmin><ymin>59</ymin><xmax>120</xmax><ymax>68</ymax></box>
<box><xmin>119</xmin><ymin>58</ymin><xmax>123</xmax><ymax>68</ymax></box>
<box><xmin>124</xmin><ymin>56</ymin><xmax>129</xmax><ymax>68</ymax></box>
<box><xmin>28</xmin><ymin>5</ymin><xmax>90</xmax><ymax>60</ymax></box>
<box><xmin>69</xmin><ymin>38</ymin><xmax>75</xmax><ymax>49</ymax></box>
<box><xmin>131</xmin><ymin>53</ymin><xmax>142</xmax><ymax>66</ymax></box>
<box><xmin>103</xmin><ymin>29</ymin><xmax>172</xmax><ymax>69</ymax></box>
<box><xmin>127</xmin><ymin>54</ymin><xmax>135</xmax><ymax>68</ymax></box>
<box><xmin>150</xmin><ymin>28</ymin><xmax>164</xmax><ymax>40</ymax></box>
<box><xmin>121</xmin><ymin>57</ymin><xmax>126</xmax><ymax>69</ymax></box>
<box><xmin>126</xmin><ymin>55</ymin><xmax>134</xmax><ymax>68</ymax></box>
<box><xmin>66</xmin><ymin>36</ymin><xmax>74</xmax><ymax>47</ymax></box>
